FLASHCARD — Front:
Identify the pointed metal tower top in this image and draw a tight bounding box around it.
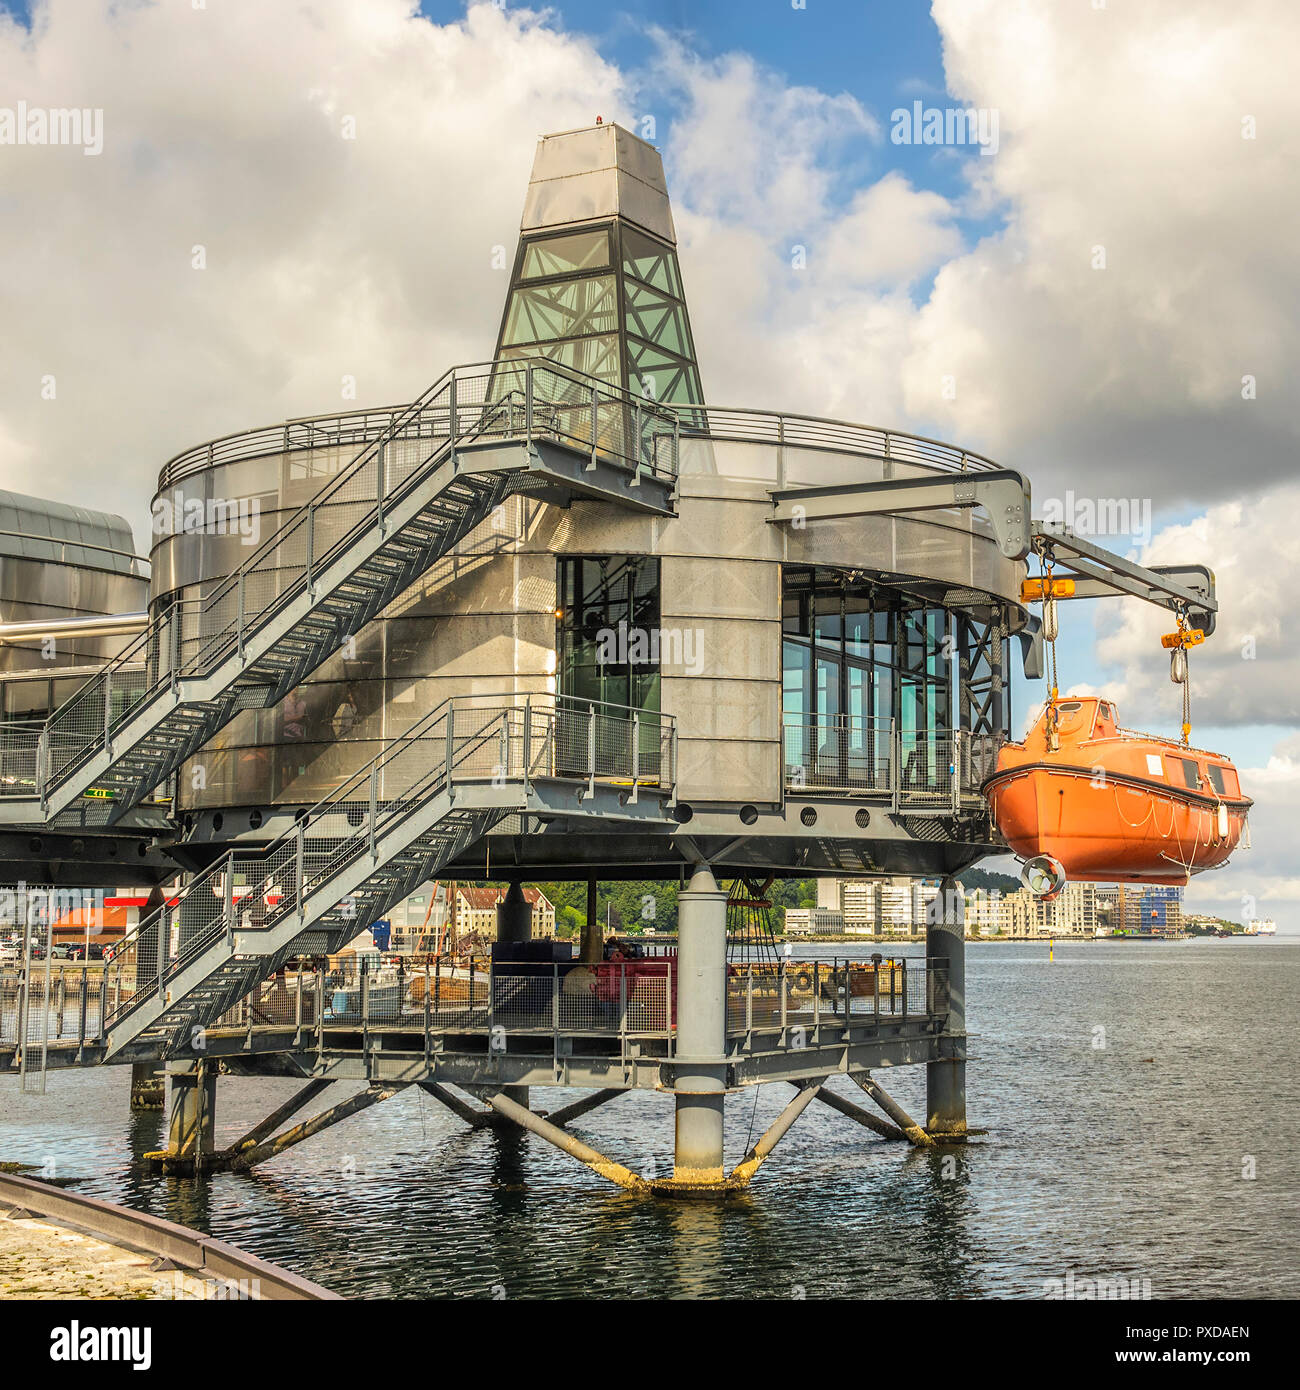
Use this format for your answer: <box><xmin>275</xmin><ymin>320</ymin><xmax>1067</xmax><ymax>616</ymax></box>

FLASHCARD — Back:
<box><xmin>496</xmin><ymin>123</ymin><xmax>704</xmax><ymax>408</ymax></box>
<box><xmin>520</xmin><ymin>123</ymin><xmax>676</xmax><ymax>244</ymax></box>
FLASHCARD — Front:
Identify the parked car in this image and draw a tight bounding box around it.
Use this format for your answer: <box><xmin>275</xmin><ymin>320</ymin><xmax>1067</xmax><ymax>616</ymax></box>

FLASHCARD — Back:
<box><xmin>50</xmin><ymin>942</ymin><xmax>74</xmax><ymax>960</ymax></box>
<box><xmin>0</xmin><ymin>942</ymin><xmax>18</xmax><ymax>963</ymax></box>
<box><xmin>86</xmin><ymin>944</ymin><xmax>106</xmax><ymax>961</ymax></box>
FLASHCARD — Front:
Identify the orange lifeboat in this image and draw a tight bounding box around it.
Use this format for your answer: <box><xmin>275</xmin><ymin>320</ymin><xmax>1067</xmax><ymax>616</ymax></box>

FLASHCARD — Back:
<box><xmin>983</xmin><ymin>697</ymin><xmax>1251</xmax><ymax>885</ymax></box>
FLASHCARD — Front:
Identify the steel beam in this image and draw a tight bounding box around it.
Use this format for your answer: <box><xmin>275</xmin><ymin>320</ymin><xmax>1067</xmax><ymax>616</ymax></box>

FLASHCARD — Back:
<box><xmin>729</xmin><ymin>1081</ymin><xmax>824</xmax><ymax>1186</ymax></box>
<box><xmin>485</xmin><ymin>1091</ymin><xmax>648</xmax><ymax>1192</ymax></box>
<box><xmin>229</xmin><ymin>1083</ymin><xmax>404</xmax><ymax>1172</ymax></box>
<box><xmin>769</xmin><ymin>468</ymin><xmax>1032</xmax><ymax>560</ymax></box>
<box><xmin>815</xmin><ymin>1085</ymin><xmax>906</xmax><ymax>1141</ymax></box>
<box><xmin>228</xmin><ymin>1077</ymin><xmax>335</xmax><ymax>1154</ymax></box>
<box><xmin>541</xmin><ymin>1088</ymin><xmax>624</xmax><ymax>1128</ymax></box>
<box><xmin>852</xmin><ymin>1073</ymin><xmax>934</xmax><ymax>1148</ymax></box>
<box><xmin>1031</xmin><ymin>524</ymin><xmax>1217</xmax><ymax>633</ymax></box>
<box><xmin>417</xmin><ymin>1080</ymin><xmax>494</xmax><ymax>1128</ymax></box>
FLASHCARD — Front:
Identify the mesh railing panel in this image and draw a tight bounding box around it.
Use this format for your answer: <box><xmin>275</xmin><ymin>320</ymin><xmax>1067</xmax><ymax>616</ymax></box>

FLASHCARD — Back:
<box><xmin>724</xmin><ymin>959</ymin><xmax>939</xmax><ymax>1033</ymax></box>
<box><xmin>783</xmin><ymin>716</ymin><xmax>1001</xmax><ymax>800</ymax></box>
<box><xmin>1</xmin><ymin>956</ymin><xmax>950</xmax><ymax>1055</ymax></box>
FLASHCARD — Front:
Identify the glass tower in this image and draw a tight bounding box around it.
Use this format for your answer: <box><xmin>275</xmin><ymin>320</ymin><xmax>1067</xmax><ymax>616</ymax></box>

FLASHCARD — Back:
<box><xmin>494</xmin><ymin>124</ymin><xmax>705</xmax><ymax>409</ymax></box>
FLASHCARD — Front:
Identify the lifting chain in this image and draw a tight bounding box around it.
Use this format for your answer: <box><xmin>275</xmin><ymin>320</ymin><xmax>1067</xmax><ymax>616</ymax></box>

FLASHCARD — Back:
<box><xmin>1035</xmin><ymin>542</ymin><xmax>1062</xmax><ymax>751</ymax></box>
<box><xmin>1168</xmin><ymin>608</ymin><xmax>1194</xmax><ymax>746</ymax></box>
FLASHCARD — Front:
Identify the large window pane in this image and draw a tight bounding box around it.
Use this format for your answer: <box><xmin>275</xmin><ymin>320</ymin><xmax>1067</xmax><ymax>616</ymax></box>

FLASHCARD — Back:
<box><xmin>557</xmin><ymin>556</ymin><xmax>661</xmax><ymax>713</ymax></box>
<box><xmin>521</xmin><ymin>230</ymin><xmax>610</xmax><ymax>280</ymax></box>
<box><xmin>503</xmin><ymin>275</ymin><xmax>618</xmax><ymax>346</ymax></box>
<box><xmin>623</xmin><ymin>227</ymin><xmax>683</xmax><ymax>298</ymax></box>
<box><xmin>625</xmin><ymin>281</ymin><xmax>693</xmax><ymax>356</ymax></box>
<box><xmin>781</xmin><ymin>566</ymin><xmax>958</xmax><ymax>792</ymax></box>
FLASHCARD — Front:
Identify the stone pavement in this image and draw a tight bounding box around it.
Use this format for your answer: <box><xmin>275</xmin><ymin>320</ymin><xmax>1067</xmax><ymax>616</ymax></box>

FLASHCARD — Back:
<box><xmin>0</xmin><ymin>1210</ymin><xmax>223</xmax><ymax>1300</ymax></box>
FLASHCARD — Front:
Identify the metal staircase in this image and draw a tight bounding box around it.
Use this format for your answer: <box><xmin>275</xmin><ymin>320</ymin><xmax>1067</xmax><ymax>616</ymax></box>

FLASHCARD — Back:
<box><xmin>0</xmin><ymin>359</ymin><xmax>679</xmax><ymax>826</ymax></box>
<box><xmin>102</xmin><ymin>692</ymin><xmax>676</xmax><ymax>1058</ymax></box>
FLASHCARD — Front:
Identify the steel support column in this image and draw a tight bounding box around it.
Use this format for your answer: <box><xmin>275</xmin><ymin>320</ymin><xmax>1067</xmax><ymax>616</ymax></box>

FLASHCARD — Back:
<box><xmin>926</xmin><ymin>874</ymin><xmax>967</xmax><ymax>1138</ymax></box>
<box><xmin>581</xmin><ymin>876</ymin><xmax>601</xmax><ymax>963</ymax></box>
<box><xmin>496</xmin><ymin>879</ymin><xmax>532</xmax><ymax>1111</ymax></box>
<box><xmin>147</xmin><ymin>1061</ymin><xmax>217</xmax><ymax>1175</ymax></box>
<box><xmin>671</xmin><ymin>864</ymin><xmax>729</xmax><ymax>1187</ymax></box>
<box><xmin>129</xmin><ymin>1061</ymin><xmax>165</xmax><ymax>1112</ymax></box>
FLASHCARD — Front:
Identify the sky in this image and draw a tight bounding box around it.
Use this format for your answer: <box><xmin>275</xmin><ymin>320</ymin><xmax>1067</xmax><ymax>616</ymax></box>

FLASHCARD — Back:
<box><xmin>0</xmin><ymin>0</ymin><xmax>1296</xmax><ymax>928</ymax></box>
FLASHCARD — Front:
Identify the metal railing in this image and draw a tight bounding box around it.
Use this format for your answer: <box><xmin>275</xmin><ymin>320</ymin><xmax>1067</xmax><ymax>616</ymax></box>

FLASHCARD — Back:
<box><xmin>783</xmin><ymin>714</ymin><xmax>1003</xmax><ymax>806</ymax></box>
<box><xmin>0</xmin><ymin>529</ymin><xmax>150</xmax><ymax>577</ymax></box>
<box><xmin>7</xmin><ymin>358</ymin><xmax>679</xmax><ymax>807</ymax></box>
<box><xmin>100</xmin><ymin>692</ymin><xmax>674</xmax><ymax>1030</ymax></box>
<box><xmin>677</xmin><ymin>406</ymin><xmax>1003</xmax><ymax>474</ymax></box>
<box><xmin>157</xmin><ymin>397</ymin><xmax>1003</xmax><ymax>492</ymax></box>
<box><xmin>0</xmin><ymin>954</ymin><xmax>950</xmax><ymax>1062</ymax></box>
<box><xmin>724</xmin><ymin>958</ymin><xmax>945</xmax><ymax>1033</ymax></box>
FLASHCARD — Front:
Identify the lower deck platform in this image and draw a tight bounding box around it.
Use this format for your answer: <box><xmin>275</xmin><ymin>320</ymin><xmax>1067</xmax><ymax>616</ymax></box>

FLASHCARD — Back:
<box><xmin>1</xmin><ymin>956</ymin><xmax>954</xmax><ymax>1090</ymax></box>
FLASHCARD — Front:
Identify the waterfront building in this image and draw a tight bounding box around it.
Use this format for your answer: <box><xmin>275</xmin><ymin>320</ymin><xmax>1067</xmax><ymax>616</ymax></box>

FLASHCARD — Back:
<box><xmin>391</xmin><ymin>882</ymin><xmax>556</xmax><ymax>949</ymax></box>
<box><xmin>0</xmin><ymin>120</ymin><xmax>1219</xmax><ymax>1190</ymax></box>
<box><xmin>451</xmin><ymin>884</ymin><xmax>556</xmax><ymax>940</ymax></box>
<box><xmin>783</xmin><ymin>906</ymin><xmax>843</xmax><ymax>936</ymax></box>
<box><xmin>1119</xmin><ymin>885</ymin><xmax>1184</xmax><ymax>936</ymax></box>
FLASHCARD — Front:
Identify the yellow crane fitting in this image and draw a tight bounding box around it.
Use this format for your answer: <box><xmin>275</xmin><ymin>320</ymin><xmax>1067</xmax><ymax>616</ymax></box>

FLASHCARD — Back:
<box><xmin>1020</xmin><ymin>576</ymin><xmax>1076</xmax><ymax>602</ymax></box>
<box><xmin>1161</xmin><ymin>628</ymin><xmax>1205</xmax><ymax>650</ymax></box>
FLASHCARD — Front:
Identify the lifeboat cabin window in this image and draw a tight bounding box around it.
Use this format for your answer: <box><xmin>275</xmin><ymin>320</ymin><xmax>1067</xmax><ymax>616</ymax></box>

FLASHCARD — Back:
<box><xmin>1207</xmin><ymin>764</ymin><xmax>1232</xmax><ymax>796</ymax></box>
<box><xmin>1174</xmin><ymin>757</ymin><xmax>1201</xmax><ymax>790</ymax></box>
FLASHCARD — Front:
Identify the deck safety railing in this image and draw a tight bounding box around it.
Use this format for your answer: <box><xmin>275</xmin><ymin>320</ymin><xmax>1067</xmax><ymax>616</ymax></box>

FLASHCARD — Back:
<box><xmin>676</xmin><ymin>406</ymin><xmax>1003</xmax><ymax>474</ymax></box>
<box><xmin>783</xmin><ymin>714</ymin><xmax>1003</xmax><ymax>806</ymax></box>
<box><xmin>0</xmin><ymin>954</ymin><xmax>950</xmax><ymax>1062</ymax></box>
<box><xmin>155</xmin><ymin>398</ymin><xmax>1003</xmax><ymax>493</ymax></box>
<box><xmin>724</xmin><ymin>958</ymin><xmax>944</xmax><ymax>1032</ymax></box>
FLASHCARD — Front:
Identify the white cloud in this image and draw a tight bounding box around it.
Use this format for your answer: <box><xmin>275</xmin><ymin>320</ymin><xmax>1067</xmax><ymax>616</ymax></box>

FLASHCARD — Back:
<box><xmin>648</xmin><ymin>0</ymin><xmax>1300</xmax><ymax>515</ymax></box>
<box><xmin>8</xmin><ymin>0</ymin><xmax>1295</xmax><ymax>535</ymax></box>
<box><xmin>652</xmin><ymin>43</ymin><xmax>960</xmax><ymax>421</ymax></box>
<box><xmin>1181</xmin><ymin>733</ymin><xmax>1300</xmax><ymax>931</ymax></box>
<box><xmin>1095</xmin><ymin>487</ymin><xmax>1300</xmax><ymax>729</ymax></box>
<box><xmin>907</xmin><ymin>0</ymin><xmax>1300</xmax><ymax>501</ymax></box>
<box><xmin>650</xmin><ymin>39</ymin><xmax>879</xmax><ymax>236</ymax></box>
<box><xmin>0</xmin><ymin>0</ymin><xmax>628</xmax><ymax>538</ymax></box>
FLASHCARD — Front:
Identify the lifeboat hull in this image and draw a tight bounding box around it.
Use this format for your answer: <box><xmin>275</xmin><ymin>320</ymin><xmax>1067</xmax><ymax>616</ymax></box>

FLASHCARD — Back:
<box><xmin>984</xmin><ymin>761</ymin><xmax>1250</xmax><ymax>884</ymax></box>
